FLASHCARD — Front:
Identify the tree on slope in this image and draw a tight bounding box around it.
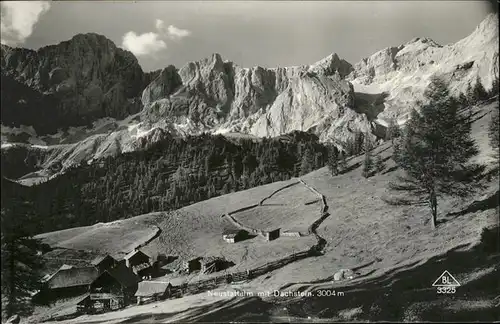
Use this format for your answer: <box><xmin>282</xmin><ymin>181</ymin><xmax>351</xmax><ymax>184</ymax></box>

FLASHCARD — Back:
<box><xmin>300</xmin><ymin>148</ymin><xmax>314</xmax><ymax>176</ymax></box>
<box><xmin>472</xmin><ymin>76</ymin><xmax>488</xmax><ymax>102</ymax></box>
<box><xmin>338</xmin><ymin>151</ymin><xmax>348</xmax><ymax>174</ymax></box>
<box><xmin>457</xmin><ymin>92</ymin><xmax>469</xmax><ymax>108</ymax></box>
<box><xmin>326</xmin><ymin>145</ymin><xmax>339</xmax><ymax>176</ymax></box>
<box><xmin>387</xmin><ymin>77</ymin><xmax>484</xmax><ymax>229</ymax></box>
<box><xmin>362</xmin><ymin>136</ymin><xmax>374</xmax><ymax>178</ymax></box>
<box><xmin>489</xmin><ymin>76</ymin><xmax>499</xmax><ymax>97</ymax></box>
<box><xmin>374</xmin><ymin>154</ymin><xmax>385</xmax><ymax>174</ymax></box>
<box><xmin>489</xmin><ymin>104</ymin><xmax>499</xmax><ymax>150</ymax></box>
<box><xmin>1</xmin><ymin>190</ymin><xmax>43</xmax><ymax>319</ymax></box>
<box><xmin>354</xmin><ymin>131</ymin><xmax>365</xmax><ymax>155</ymax></box>
<box><xmin>465</xmin><ymin>83</ymin><xmax>474</xmax><ymax>104</ymax></box>
<box><xmin>386</xmin><ymin>118</ymin><xmax>401</xmax><ymax>145</ymax></box>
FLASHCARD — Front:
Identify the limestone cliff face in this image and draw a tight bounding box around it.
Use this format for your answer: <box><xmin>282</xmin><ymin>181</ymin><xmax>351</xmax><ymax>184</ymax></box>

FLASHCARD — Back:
<box><xmin>140</xmin><ymin>52</ymin><xmax>361</xmax><ymax>144</ymax></box>
<box><xmin>247</xmin><ymin>72</ymin><xmax>356</xmax><ymax>142</ymax></box>
<box><xmin>1</xmin><ymin>33</ymin><xmax>146</xmax><ymax>134</ymax></box>
<box><xmin>139</xmin><ymin>14</ymin><xmax>498</xmax><ymax>145</ymax></box>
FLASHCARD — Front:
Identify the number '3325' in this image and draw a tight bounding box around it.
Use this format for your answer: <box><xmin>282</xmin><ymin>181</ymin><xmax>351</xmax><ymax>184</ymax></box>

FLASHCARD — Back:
<box><xmin>437</xmin><ymin>287</ymin><xmax>456</xmax><ymax>294</ymax></box>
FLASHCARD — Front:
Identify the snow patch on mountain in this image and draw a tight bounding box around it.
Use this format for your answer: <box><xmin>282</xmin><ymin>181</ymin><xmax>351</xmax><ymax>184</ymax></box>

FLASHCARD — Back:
<box><xmin>347</xmin><ymin>13</ymin><xmax>499</xmax><ymax>124</ymax></box>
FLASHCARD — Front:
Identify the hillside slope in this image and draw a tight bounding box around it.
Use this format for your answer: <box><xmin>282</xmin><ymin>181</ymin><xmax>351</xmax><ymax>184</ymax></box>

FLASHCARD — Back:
<box><xmin>32</xmin><ymin>100</ymin><xmax>499</xmax><ymax>323</ymax></box>
<box><xmin>4</xmin><ymin>132</ymin><xmax>326</xmax><ymax>234</ymax></box>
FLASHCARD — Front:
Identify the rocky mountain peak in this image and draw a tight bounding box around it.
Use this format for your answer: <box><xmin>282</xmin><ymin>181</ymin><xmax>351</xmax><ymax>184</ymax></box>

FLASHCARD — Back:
<box><xmin>59</xmin><ymin>32</ymin><xmax>116</xmax><ymax>50</ymax></box>
<box><xmin>69</xmin><ymin>32</ymin><xmax>113</xmax><ymax>43</ymax></box>
<box><xmin>308</xmin><ymin>53</ymin><xmax>354</xmax><ymax>78</ymax></box>
<box><xmin>140</xmin><ymin>48</ymin><xmax>358</xmax><ymax>145</ymax></box>
<box><xmin>475</xmin><ymin>12</ymin><xmax>499</xmax><ymax>36</ymax></box>
<box><xmin>1</xmin><ymin>34</ymin><xmax>146</xmax><ymax>134</ymax></box>
<box><xmin>210</xmin><ymin>53</ymin><xmax>224</xmax><ymax>65</ymax></box>
<box><xmin>142</xmin><ymin>65</ymin><xmax>182</xmax><ymax>106</ymax></box>
<box><xmin>456</xmin><ymin>12</ymin><xmax>498</xmax><ymax>49</ymax></box>
<box><xmin>187</xmin><ymin>52</ymin><xmax>225</xmax><ymax>71</ymax></box>
<box><xmin>405</xmin><ymin>37</ymin><xmax>441</xmax><ymax>47</ymax></box>
<box><xmin>348</xmin><ymin>13</ymin><xmax>498</xmax><ymax>124</ymax></box>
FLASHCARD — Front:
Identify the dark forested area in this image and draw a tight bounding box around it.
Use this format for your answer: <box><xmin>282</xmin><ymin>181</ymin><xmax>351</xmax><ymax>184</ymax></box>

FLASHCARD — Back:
<box><xmin>1</xmin><ymin>131</ymin><xmax>328</xmax><ymax>234</ymax></box>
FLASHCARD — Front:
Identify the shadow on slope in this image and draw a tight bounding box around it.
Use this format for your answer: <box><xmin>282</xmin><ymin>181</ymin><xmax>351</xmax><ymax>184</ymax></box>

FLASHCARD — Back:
<box><xmin>447</xmin><ymin>189</ymin><xmax>499</xmax><ymax>217</ymax></box>
<box><xmin>91</xmin><ymin>226</ymin><xmax>499</xmax><ymax>323</ymax></box>
<box><xmin>91</xmin><ymin>298</ymin><xmax>274</xmax><ymax>324</ymax></box>
<box><xmin>353</xmin><ymin>92</ymin><xmax>389</xmax><ymax>121</ymax></box>
<box><xmin>282</xmin><ymin>226</ymin><xmax>500</xmax><ymax>322</ymax></box>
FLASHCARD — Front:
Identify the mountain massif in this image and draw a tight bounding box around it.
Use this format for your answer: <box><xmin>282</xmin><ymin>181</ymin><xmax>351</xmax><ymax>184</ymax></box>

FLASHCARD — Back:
<box><xmin>1</xmin><ymin>34</ymin><xmax>150</xmax><ymax>133</ymax></box>
<box><xmin>1</xmin><ymin>13</ymin><xmax>499</xmax><ymax>181</ymax></box>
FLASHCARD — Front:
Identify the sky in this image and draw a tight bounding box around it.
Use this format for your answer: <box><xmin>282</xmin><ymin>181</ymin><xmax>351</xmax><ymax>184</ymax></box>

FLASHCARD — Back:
<box><xmin>0</xmin><ymin>1</ymin><xmax>497</xmax><ymax>72</ymax></box>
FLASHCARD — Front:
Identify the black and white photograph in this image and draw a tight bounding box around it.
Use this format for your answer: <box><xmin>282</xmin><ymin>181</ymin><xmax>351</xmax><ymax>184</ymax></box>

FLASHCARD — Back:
<box><xmin>1</xmin><ymin>0</ymin><xmax>499</xmax><ymax>323</ymax></box>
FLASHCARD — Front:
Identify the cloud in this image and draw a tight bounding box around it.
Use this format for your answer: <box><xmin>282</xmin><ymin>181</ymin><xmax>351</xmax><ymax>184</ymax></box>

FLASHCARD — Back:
<box><xmin>0</xmin><ymin>1</ymin><xmax>51</xmax><ymax>46</ymax></box>
<box><xmin>121</xmin><ymin>19</ymin><xmax>191</xmax><ymax>57</ymax></box>
<box><xmin>122</xmin><ymin>31</ymin><xmax>167</xmax><ymax>56</ymax></box>
<box><xmin>155</xmin><ymin>19</ymin><xmax>192</xmax><ymax>40</ymax></box>
<box><xmin>155</xmin><ymin>19</ymin><xmax>165</xmax><ymax>31</ymax></box>
<box><xmin>166</xmin><ymin>25</ymin><xmax>192</xmax><ymax>40</ymax></box>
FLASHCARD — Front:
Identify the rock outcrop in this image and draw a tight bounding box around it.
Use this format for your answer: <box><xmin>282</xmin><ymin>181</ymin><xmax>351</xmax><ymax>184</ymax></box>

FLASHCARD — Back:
<box><xmin>140</xmin><ymin>52</ymin><xmax>361</xmax><ymax>144</ymax></box>
<box><xmin>1</xmin><ymin>33</ymin><xmax>146</xmax><ymax>134</ymax></box>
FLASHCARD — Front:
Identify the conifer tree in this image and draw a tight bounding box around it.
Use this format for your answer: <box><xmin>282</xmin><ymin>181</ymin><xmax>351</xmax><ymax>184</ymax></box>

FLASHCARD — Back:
<box><xmin>473</xmin><ymin>76</ymin><xmax>488</xmax><ymax>102</ymax></box>
<box><xmin>362</xmin><ymin>136</ymin><xmax>374</xmax><ymax>178</ymax></box>
<box><xmin>466</xmin><ymin>83</ymin><xmax>475</xmax><ymax>104</ymax></box>
<box><xmin>386</xmin><ymin>118</ymin><xmax>401</xmax><ymax>145</ymax></box>
<box><xmin>457</xmin><ymin>92</ymin><xmax>468</xmax><ymax>108</ymax></box>
<box><xmin>489</xmin><ymin>105</ymin><xmax>499</xmax><ymax>150</ymax></box>
<box><xmin>354</xmin><ymin>131</ymin><xmax>365</xmax><ymax>155</ymax></box>
<box><xmin>326</xmin><ymin>145</ymin><xmax>339</xmax><ymax>176</ymax></box>
<box><xmin>300</xmin><ymin>148</ymin><xmax>314</xmax><ymax>175</ymax></box>
<box><xmin>386</xmin><ymin>77</ymin><xmax>484</xmax><ymax>229</ymax></box>
<box><xmin>374</xmin><ymin>154</ymin><xmax>384</xmax><ymax>174</ymax></box>
<box><xmin>338</xmin><ymin>152</ymin><xmax>348</xmax><ymax>174</ymax></box>
<box><xmin>1</xmin><ymin>188</ymin><xmax>44</xmax><ymax>319</ymax></box>
<box><xmin>344</xmin><ymin>139</ymin><xmax>355</xmax><ymax>157</ymax></box>
<box><xmin>489</xmin><ymin>76</ymin><xmax>499</xmax><ymax>97</ymax></box>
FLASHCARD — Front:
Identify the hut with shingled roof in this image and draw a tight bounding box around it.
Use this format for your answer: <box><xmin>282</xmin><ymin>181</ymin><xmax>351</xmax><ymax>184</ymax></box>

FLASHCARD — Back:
<box><xmin>34</xmin><ymin>267</ymin><xmax>99</xmax><ymax>303</ymax></box>
<box><xmin>89</xmin><ymin>263</ymin><xmax>139</xmax><ymax>312</ymax></box>
<box><xmin>135</xmin><ymin>281</ymin><xmax>172</xmax><ymax>305</ymax></box>
<box><xmin>91</xmin><ymin>255</ymin><xmax>117</xmax><ymax>274</ymax></box>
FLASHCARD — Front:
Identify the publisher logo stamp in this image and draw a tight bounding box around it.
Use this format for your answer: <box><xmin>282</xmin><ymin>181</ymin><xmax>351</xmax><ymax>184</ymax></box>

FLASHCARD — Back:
<box><xmin>432</xmin><ymin>270</ymin><xmax>460</xmax><ymax>294</ymax></box>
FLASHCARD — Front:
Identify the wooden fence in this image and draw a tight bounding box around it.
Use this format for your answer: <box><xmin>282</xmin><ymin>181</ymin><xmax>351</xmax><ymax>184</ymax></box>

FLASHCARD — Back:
<box><xmin>170</xmin><ymin>245</ymin><xmax>319</xmax><ymax>299</ymax></box>
<box><xmin>258</xmin><ymin>181</ymin><xmax>301</xmax><ymax>206</ymax></box>
<box><xmin>281</xmin><ymin>231</ymin><xmax>302</xmax><ymax>237</ymax></box>
<box><xmin>166</xmin><ymin>179</ymin><xmax>330</xmax><ymax>299</ymax></box>
<box><xmin>139</xmin><ymin>179</ymin><xmax>331</xmax><ymax>303</ymax></box>
<box><xmin>224</xmin><ymin>213</ymin><xmax>263</xmax><ymax>236</ymax></box>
